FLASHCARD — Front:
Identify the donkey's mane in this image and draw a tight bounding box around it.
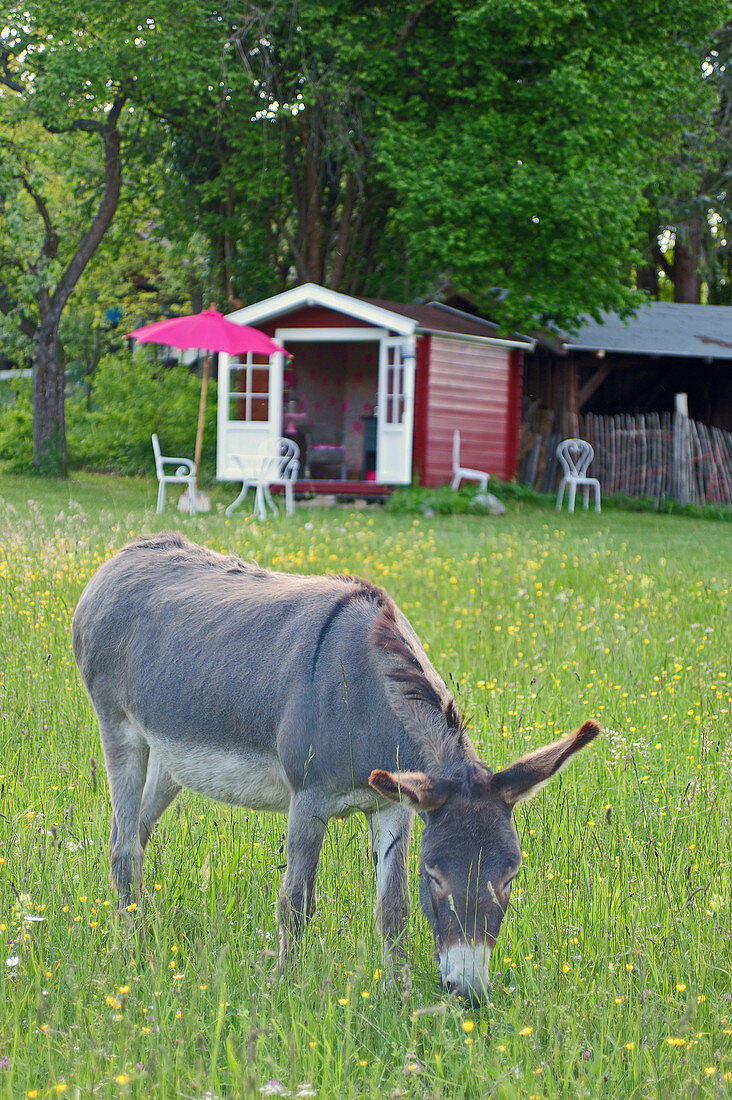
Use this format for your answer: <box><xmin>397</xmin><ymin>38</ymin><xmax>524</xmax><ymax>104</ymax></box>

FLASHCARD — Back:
<box><xmin>370</xmin><ymin>599</ymin><xmax>466</xmax><ymax>744</ymax></box>
<box><xmin>311</xmin><ymin>574</ymin><xmax>387</xmax><ymax>673</ymax></box>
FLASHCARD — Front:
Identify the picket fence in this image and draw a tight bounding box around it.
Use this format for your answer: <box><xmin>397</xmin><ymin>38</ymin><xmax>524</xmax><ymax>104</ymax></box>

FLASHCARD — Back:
<box><xmin>519</xmin><ymin>412</ymin><xmax>732</xmax><ymax>506</ymax></box>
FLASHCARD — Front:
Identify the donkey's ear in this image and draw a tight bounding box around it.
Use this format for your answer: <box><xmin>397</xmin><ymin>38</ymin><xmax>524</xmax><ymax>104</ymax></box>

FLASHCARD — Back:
<box><xmin>368</xmin><ymin>769</ymin><xmax>447</xmax><ymax>812</ymax></box>
<box><xmin>489</xmin><ymin>720</ymin><xmax>600</xmax><ymax>807</ymax></box>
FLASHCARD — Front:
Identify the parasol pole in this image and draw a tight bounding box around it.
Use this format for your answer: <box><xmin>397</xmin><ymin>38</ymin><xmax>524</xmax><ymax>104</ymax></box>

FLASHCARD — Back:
<box><xmin>193</xmin><ymin>348</ymin><xmax>210</xmax><ymax>488</ymax></box>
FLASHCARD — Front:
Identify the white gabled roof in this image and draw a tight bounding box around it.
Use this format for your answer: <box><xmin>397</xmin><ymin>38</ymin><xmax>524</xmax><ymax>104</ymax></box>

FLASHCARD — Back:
<box><xmin>226</xmin><ymin>282</ymin><xmax>416</xmax><ymax>337</ymax></box>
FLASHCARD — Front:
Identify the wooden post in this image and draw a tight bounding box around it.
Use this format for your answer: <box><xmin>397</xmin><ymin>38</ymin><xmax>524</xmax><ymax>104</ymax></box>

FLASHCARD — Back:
<box><xmin>563</xmin><ymin>358</ymin><xmax>579</xmax><ymax>437</ymax></box>
<box><xmin>673</xmin><ymin>392</ymin><xmax>691</xmax><ymax>503</ymax></box>
<box><xmin>193</xmin><ymin>350</ymin><xmax>211</xmax><ymax>488</ymax></box>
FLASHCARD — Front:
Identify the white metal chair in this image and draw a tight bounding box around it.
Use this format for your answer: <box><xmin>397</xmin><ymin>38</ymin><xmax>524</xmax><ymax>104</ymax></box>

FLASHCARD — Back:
<box><xmin>450</xmin><ymin>429</ymin><xmax>489</xmax><ymax>492</ymax></box>
<box><xmin>151</xmin><ymin>433</ymin><xmax>197</xmax><ymax>515</ymax></box>
<box><xmin>226</xmin><ymin>438</ymin><xmax>300</xmax><ymax>520</ymax></box>
<box><xmin>556</xmin><ymin>438</ymin><xmax>601</xmax><ymax>513</ymax></box>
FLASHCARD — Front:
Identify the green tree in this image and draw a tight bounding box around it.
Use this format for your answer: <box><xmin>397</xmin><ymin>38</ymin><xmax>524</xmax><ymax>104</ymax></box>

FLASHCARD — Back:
<box><xmin>142</xmin><ymin>2</ymin><xmax>408</xmax><ymax>304</ymax></box>
<box><xmin>0</xmin><ymin>7</ymin><xmax>130</xmax><ymax>473</ymax></box>
<box><xmin>373</xmin><ymin>0</ymin><xmax>728</xmax><ymax>330</ymax></box>
<box><xmin>2</xmin><ymin>0</ymin><xmax>728</xmax><ymax>479</ymax></box>
<box><xmin>144</xmin><ymin>0</ymin><xmax>728</xmax><ymax>329</ymax></box>
<box><xmin>634</xmin><ymin>20</ymin><xmax>732</xmax><ymax>304</ymax></box>
<box><xmin>0</xmin><ymin>2</ymin><xmax>222</xmax><ymax>474</ymax></box>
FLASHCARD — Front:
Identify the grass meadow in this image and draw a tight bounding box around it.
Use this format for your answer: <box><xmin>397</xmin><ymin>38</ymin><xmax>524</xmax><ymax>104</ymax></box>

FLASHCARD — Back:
<box><xmin>0</xmin><ymin>472</ymin><xmax>730</xmax><ymax>1099</ymax></box>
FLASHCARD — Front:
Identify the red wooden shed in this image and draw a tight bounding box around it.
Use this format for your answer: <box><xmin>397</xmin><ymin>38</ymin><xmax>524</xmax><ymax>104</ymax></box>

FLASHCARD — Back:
<box><xmin>218</xmin><ymin>284</ymin><xmax>533</xmax><ymax>492</ymax></box>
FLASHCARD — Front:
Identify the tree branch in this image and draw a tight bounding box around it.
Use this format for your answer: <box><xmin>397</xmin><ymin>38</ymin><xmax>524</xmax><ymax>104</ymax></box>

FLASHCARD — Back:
<box><xmin>45</xmin><ymin>94</ymin><xmax>125</xmax><ymax>137</ymax></box>
<box><xmin>21</xmin><ymin>178</ymin><xmax>59</xmax><ymax>262</ymax></box>
<box><xmin>0</xmin><ymin>45</ymin><xmax>24</xmax><ymax>94</ymax></box>
<box><xmin>51</xmin><ymin>96</ymin><xmax>125</xmax><ymax>316</ymax></box>
<box><xmin>396</xmin><ymin>0</ymin><xmax>437</xmax><ymax>53</ymax></box>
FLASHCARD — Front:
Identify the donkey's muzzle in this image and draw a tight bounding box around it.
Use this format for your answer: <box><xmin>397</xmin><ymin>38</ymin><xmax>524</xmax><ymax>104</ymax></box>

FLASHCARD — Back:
<box><xmin>439</xmin><ymin>941</ymin><xmax>491</xmax><ymax>1000</ymax></box>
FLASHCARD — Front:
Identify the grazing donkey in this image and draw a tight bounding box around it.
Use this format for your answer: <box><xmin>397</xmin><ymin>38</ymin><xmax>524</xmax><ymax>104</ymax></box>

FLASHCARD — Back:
<box><xmin>72</xmin><ymin>533</ymin><xmax>599</xmax><ymax>999</ymax></box>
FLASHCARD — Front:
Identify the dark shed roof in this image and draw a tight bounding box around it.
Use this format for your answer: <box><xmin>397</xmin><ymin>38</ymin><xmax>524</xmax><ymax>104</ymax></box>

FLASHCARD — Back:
<box><xmin>362</xmin><ymin>298</ymin><xmax>534</xmax><ymax>346</ymax></box>
<box><xmin>556</xmin><ymin>302</ymin><xmax>732</xmax><ymax>360</ymax></box>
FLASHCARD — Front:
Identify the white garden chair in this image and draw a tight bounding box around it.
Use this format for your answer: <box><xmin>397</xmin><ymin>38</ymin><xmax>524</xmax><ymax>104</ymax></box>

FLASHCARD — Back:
<box><xmin>556</xmin><ymin>438</ymin><xmax>601</xmax><ymax>513</ymax></box>
<box><xmin>226</xmin><ymin>437</ymin><xmax>300</xmax><ymax>521</ymax></box>
<box><xmin>151</xmin><ymin>433</ymin><xmax>197</xmax><ymax>515</ymax></box>
<box><xmin>450</xmin><ymin>429</ymin><xmax>489</xmax><ymax>492</ymax></box>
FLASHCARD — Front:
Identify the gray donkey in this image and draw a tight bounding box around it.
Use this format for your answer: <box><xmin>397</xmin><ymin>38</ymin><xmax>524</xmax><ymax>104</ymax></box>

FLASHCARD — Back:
<box><xmin>72</xmin><ymin>533</ymin><xmax>599</xmax><ymax>999</ymax></box>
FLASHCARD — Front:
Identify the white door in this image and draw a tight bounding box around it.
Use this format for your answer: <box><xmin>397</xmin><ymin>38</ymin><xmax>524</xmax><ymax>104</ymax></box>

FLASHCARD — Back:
<box><xmin>377</xmin><ymin>336</ymin><xmax>416</xmax><ymax>484</ymax></box>
<box><xmin>217</xmin><ymin>351</ymin><xmax>283</xmax><ymax>480</ymax></box>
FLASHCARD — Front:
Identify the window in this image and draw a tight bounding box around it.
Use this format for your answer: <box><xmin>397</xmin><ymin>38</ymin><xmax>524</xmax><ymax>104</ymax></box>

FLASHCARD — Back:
<box><xmin>228</xmin><ymin>356</ymin><xmax>270</xmax><ymax>422</ymax></box>
<box><xmin>385</xmin><ymin>345</ymin><xmax>406</xmax><ymax>425</ymax></box>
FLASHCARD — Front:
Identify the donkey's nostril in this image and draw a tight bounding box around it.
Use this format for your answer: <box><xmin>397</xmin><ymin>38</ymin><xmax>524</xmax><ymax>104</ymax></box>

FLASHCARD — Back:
<box><xmin>443</xmin><ymin>976</ymin><xmax>489</xmax><ymax>1003</ymax></box>
<box><xmin>439</xmin><ymin>942</ymin><xmax>491</xmax><ymax>1001</ymax></box>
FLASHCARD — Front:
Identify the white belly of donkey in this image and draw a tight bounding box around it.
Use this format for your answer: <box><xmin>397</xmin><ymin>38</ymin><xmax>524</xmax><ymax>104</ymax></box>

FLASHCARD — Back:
<box><xmin>140</xmin><ymin>725</ymin><xmax>292</xmax><ymax>812</ymax></box>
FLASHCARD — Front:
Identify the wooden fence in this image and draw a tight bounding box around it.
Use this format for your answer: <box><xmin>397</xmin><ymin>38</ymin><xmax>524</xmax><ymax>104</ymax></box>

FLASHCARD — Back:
<box><xmin>519</xmin><ymin>412</ymin><xmax>732</xmax><ymax>505</ymax></box>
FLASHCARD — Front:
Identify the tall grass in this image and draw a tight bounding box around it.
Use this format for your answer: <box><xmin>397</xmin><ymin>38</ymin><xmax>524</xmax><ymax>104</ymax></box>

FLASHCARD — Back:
<box><xmin>0</xmin><ymin>472</ymin><xmax>730</xmax><ymax>1098</ymax></box>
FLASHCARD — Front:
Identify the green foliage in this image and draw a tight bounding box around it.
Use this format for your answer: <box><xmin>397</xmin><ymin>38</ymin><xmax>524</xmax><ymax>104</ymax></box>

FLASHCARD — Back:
<box><xmin>385</xmin><ymin>481</ymin><xmax>548</xmax><ymax>515</ymax></box>
<box><xmin>0</xmin><ymin>352</ymin><xmax>218</xmax><ymax>478</ymax></box>
<box><xmin>386</xmin><ymin>483</ymin><xmax>732</xmax><ymax>520</ymax></box>
<box><xmin>0</xmin><ymin>380</ymin><xmax>32</xmax><ymax>469</ymax></box>
<box><xmin>4</xmin><ymin>0</ymin><xmax>731</xmax><ymax>374</ymax></box>
<box><xmin>66</xmin><ymin>350</ymin><xmax>217</xmax><ymax>478</ymax></box>
<box><xmin>377</xmin><ymin>0</ymin><xmax>729</xmax><ymax>330</ymax></box>
<box><xmin>119</xmin><ymin>0</ymin><xmax>730</xmax><ymax>327</ymax></box>
<box><xmin>601</xmin><ymin>491</ymin><xmax>732</xmax><ymax>522</ymax></box>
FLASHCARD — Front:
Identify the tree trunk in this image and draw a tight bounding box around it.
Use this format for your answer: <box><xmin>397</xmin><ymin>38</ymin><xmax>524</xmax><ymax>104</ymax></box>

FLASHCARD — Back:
<box><xmin>636</xmin><ymin>225</ymin><xmax>660</xmax><ymax>296</ymax></box>
<box><xmin>636</xmin><ymin>265</ymin><xmax>659</xmax><ymax>296</ymax></box>
<box><xmin>674</xmin><ymin>217</ymin><xmax>702</xmax><ymax>303</ymax></box>
<box><xmin>29</xmin><ymin>109</ymin><xmax>123</xmax><ymax>474</ymax></box>
<box><xmin>32</xmin><ymin>307</ymin><xmax>67</xmax><ymax>475</ymax></box>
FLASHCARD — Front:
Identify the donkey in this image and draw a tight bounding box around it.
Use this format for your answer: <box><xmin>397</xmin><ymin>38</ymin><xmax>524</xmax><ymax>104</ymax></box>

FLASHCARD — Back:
<box><xmin>72</xmin><ymin>533</ymin><xmax>599</xmax><ymax>999</ymax></box>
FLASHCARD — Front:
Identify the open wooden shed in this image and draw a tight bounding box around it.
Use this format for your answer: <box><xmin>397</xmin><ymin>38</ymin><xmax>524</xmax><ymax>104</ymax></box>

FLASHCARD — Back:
<box><xmin>218</xmin><ymin>284</ymin><xmax>533</xmax><ymax>492</ymax></box>
<box><xmin>526</xmin><ymin>301</ymin><xmax>732</xmax><ymax>433</ymax></box>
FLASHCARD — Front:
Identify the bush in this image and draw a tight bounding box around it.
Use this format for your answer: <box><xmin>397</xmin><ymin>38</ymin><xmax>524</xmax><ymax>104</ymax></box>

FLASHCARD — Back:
<box><xmin>601</xmin><ymin>492</ymin><xmax>732</xmax><ymax>521</ymax></box>
<box><xmin>385</xmin><ymin>482</ymin><xmax>732</xmax><ymax>521</ymax></box>
<box><xmin>0</xmin><ymin>351</ymin><xmax>218</xmax><ymax>479</ymax></box>
<box><xmin>385</xmin><ymin>480</ymin><xmax>549</xmax><ymax>515</ymax></box>
<box><xmin>67</xmin><ymin>350</ymin><xmax>218</xmax><ymax>478</ymax></box>
<box><xmin>0</xmin><ymin>378</ymin><xmax>33</xmax><ymax>470</ymax></box>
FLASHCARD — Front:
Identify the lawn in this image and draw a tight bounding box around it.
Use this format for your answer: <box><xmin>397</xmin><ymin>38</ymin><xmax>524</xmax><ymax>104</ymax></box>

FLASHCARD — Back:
<box><xmin>0</xmin><ymin>471</ymin><xmax>730</xmax><ymax>1098</ymax></box>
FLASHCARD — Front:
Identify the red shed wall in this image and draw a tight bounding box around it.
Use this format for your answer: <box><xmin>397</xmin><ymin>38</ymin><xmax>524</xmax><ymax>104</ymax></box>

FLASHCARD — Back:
<box><xmin>420</xmin><ymin>336</ymin><xmax>521</xmax><ymax>486</ymax></box>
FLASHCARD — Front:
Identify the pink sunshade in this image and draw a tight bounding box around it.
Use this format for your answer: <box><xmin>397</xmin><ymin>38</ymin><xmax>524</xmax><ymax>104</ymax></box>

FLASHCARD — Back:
<box><xmin>127</xmin><ymin>307</ymin><xmax>286</xmax><ymax>357</ymax></box>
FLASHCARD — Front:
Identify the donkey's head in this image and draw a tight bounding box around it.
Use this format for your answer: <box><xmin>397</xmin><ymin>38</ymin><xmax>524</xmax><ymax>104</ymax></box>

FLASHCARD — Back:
<box><xmin>369</xmin><ymin>719</ymin><xmax>599</xmax><ymax>1000</ymax></box>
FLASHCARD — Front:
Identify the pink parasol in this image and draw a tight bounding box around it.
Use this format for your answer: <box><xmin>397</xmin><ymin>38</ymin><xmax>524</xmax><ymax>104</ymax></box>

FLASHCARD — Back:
<box><xmin>127</xmin><ymin>307</ymin><xmax>288</xmax><ymax>481</ymax></box>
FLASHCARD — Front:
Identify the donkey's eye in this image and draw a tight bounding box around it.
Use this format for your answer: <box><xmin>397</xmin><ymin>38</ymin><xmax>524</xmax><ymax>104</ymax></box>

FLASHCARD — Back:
<box><xmin>424</xmin><ymin>864</ymin><xmax>447</xmax><ymax>892</ymax></box>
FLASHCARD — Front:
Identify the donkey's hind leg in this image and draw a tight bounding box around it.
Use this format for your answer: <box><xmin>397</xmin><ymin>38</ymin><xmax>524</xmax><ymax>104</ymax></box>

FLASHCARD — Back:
<box><xmin>98</xmin><ymin>715</ymin><xmax>149</xmax><ymax>908</ymax></box>
<box><xmin>139</xmin><ymin>749</ymin><xmax>181</xmax><ymax>852</ymax></box>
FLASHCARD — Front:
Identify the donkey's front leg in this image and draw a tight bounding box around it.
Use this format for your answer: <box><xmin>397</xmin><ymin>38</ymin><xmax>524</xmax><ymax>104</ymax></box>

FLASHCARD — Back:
<box><xmin>368</xmin><ymin>803</ymin><xmax>413</xmax><ymax>976</ymax></box>
<box><xmin>278</xmin><ymin>791</ymin><xmax>328</xmax><ymax>971</ymax></box>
